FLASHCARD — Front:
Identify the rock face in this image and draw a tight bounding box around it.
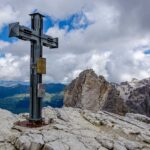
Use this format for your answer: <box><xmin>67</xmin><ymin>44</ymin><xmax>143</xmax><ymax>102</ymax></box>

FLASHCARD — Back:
<box><xmin>64</xmin><ymin>69</ymin><xmax>150</xmax><ymax>116</ymax></box>
<box><xmin>117</xmin><ymin>78</ymin><xmax>150</xmax><ymax>116</ymax></box>
<box><xmin>64</xmin><ymin>69</ymin><xmax>127</xmax><ymax>115</ymax></box>
<box><xmin>0</xmin><ymin>107</ymin><xmax>150</xmax><ymax>150</ymax></box>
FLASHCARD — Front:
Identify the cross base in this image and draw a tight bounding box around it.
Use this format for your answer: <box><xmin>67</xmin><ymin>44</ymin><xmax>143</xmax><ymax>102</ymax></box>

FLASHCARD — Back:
<box><xmin>14</xmin><ymin>118</ymin><xmax>51</xmax><ymax>128</ymax></box>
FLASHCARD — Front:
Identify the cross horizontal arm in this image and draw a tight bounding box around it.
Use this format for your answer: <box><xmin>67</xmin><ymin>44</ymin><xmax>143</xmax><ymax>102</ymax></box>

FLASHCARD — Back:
<box><xmin>41</xmin><ymin>34</ymin><xmax>58</xmax><ymax>48</ymax></box>
<box><xmin>9</xmin><ymin>22</ymin><xmax>58</xmax><ymax>48</ymax></box>
<box><xmin>9</xmin><ymin>22</ymin><xmax>38</xmax><ymax>41</ymax></box>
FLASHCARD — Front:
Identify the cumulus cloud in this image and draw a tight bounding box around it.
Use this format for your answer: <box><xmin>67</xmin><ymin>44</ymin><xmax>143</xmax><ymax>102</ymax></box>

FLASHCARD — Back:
<box><xmin>0</xmin><ymin>53</ymin><xmax>29</xmax><ymax>81</ymax></box>
<box><xmin>0</xmin><ymin>0</ymin><xmax>92</xmax><ymax>28</ymax></box>
<box><xmin>0</xmin><ymin>5</ymin><xmax>18</xmax><ymax>30</ymax></box>
<box><xmin>0</xmin><ymin>0</ymin><xmax>150</xmax><ymax>83</ymax></box>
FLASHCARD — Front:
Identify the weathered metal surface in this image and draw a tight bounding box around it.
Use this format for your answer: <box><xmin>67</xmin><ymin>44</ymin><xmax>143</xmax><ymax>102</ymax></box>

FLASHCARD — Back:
<box><xmin>29</xmin><ymin>13</ymin><xmax>43</xmax><ymax>122</ymax></box>
<box><xmin>9</xmin><ymin>17</ymin><xmax>58</xmax><ymax>48</ymax></box>
<box><xmin>9</xmin><ymin>22</ymin><xmax>20</xmax><ymax>37</ymax></box>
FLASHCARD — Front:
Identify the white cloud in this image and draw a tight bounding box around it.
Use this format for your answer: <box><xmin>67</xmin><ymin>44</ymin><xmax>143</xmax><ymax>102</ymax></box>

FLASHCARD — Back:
<box><xmin>0</xmin><ymin>53</ymin><xmax>29</xmax><ymax>81</ymax></box>
<box><xmin>0</xmin><ymin>5</ymin><xmax>18</xmax><ymax>30</ymax></box>
<box><xmin>1</xmin><ymin>0</ymin><xmax>150</xmax><ymax>83</ymax></box>
<box><xmin>0</xmin><ymin>0</ymin><xmax>92</xmax><ymax>29</ymax></box>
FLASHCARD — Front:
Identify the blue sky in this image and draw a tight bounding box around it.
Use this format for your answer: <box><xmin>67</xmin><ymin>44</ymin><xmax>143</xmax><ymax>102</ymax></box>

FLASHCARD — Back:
<box><xmin>0</xmin><ymin>0</ymin><xmax>150</xmax><ymax>83</ymax></box>
<box><xmin>0</xmin><ymin>25</ymin><xmax>12</xmax><ymax>42</ymax></box>
<box><xmin>144</xmin><ymin>49</ymin><xmax>150</xmax><ymax>55</ymax></box>
<box><xmin>0</xmin><ymin>12</ymin><xmax>90</xmax><ymax>43</ymax></box>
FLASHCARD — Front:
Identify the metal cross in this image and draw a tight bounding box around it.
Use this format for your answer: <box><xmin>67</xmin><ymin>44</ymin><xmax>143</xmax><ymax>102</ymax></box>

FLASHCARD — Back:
<box><xmin>9</xmin><ymin>13</ymin><xmax>58</xmax><ymax>122</ymax></box>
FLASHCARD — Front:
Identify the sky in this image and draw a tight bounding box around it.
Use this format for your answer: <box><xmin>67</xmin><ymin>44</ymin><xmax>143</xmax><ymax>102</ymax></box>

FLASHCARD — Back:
<box><xmin>0</xmin><ymin>0</ymin><xmax>150</xmax><ymax>83</ymax></box>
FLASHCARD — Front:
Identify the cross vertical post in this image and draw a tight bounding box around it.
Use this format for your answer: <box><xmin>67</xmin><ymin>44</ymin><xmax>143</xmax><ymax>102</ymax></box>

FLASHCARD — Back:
<box><xmin>30</xmin><ymin>13</ymin><xmax>43</xmax><ymax>122</ymax></box>
<box><xmin>9</xmin><ymin>12</ymin><xmax>58</xmax><ymax>125</ymax></box>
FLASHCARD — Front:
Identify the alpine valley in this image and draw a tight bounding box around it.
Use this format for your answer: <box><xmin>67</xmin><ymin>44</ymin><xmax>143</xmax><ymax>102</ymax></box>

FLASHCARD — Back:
<box><xmin>0</xmin><ymin>81</ymin><xmax>65</xmax><ymax>114</ymax></box>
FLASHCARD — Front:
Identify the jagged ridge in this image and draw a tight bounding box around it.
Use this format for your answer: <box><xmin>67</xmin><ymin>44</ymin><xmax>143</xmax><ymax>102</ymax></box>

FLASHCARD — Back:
<box><xmin>64</xmin><ymin>69</ymin><xmax>150</xmax><ymax>116</ymax></box>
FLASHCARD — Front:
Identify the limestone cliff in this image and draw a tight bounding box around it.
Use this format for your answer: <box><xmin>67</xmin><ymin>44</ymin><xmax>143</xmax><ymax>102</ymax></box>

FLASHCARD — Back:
<box><xmin>64</xmin><ymin>69</ymin><xmax>127</xmax><ymax>115</ymax></box>
<box><xmin>117</xmin><ymin>78</ymin><xmax>150</xmax><ymax>116</ymax></box>
<box><xmin>64</xmin><ymin>69</ymin><xmax>150</xmax><ymax>116</ymax></box>
<box><xmin>0</xmin><ymin>107</ymin><xmax>150</xmax><ymax>150</ymax></box>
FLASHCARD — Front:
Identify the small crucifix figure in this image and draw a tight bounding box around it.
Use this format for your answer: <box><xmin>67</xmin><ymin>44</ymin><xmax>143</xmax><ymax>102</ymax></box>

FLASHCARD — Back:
<box><xmin>9</xmin><ymin>13</ymin><xmax>58</xmax><ymax>124</ymax></box>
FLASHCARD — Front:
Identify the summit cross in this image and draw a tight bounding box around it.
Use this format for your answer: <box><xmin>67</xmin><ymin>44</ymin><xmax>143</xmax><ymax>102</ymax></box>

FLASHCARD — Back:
<box><xmin>9</xmin><ymin>13</ymin><xmax>58</xmax><ymax>123</ymax></box>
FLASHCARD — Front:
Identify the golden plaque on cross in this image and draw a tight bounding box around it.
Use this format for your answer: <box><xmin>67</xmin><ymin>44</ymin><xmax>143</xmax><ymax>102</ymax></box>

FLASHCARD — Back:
<box><xmin>37</xmin><ymin>58</ymin><xmax>46</xmax><ymax>74</ymax></box>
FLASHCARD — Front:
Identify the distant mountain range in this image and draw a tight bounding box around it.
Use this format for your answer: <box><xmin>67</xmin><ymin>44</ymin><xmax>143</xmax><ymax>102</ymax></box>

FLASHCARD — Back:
<box><xmin>0</xmin><ymin>81</ymin><xmax>65</xmax><ymax>114</ymax></box>
<box><xmin>0</xmin><ymin>80</ymin><xmax>29</xmax><ymax>87</ymax></box>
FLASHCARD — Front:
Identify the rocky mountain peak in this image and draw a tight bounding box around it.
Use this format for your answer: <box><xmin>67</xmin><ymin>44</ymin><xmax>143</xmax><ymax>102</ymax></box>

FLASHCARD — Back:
<box><xmin>79</xmin><ymin>69</ymin><xmax>97</xmax><ymax>76</ymax></box>
<box><xmin>64</xmin><ymin>69</ymin><xmax>150</xmax><ymax>117</ymax></box>
<box><xmin>64</xmin><ymin>69</ymin><xmax>127</xmax><ymax>115</ymax></box>
<box><xmin>64</xmin><ymin>69</ymin><xmax>109</xmax><ymax>111</ymax></box>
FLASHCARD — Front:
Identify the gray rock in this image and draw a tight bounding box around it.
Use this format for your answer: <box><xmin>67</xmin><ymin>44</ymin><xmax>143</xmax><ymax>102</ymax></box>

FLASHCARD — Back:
<box><xmin>0</xmin><ymin>107</ymin><xmax>150</xmax><ymax>150</ymax></box>
<box><xmin>113</xmin><ymin>142</ymin><xmax>127</xmax><ymax>150</ymax></box>
<box><xmin>64</xmin><ymin>69</ymin><xmax>127</xmax><ymax>115</ymax></box>
<box><xmin>64</xmin><ymin>69</ymin><xmax>150</xmax><ymax>117</ymax></box>
<box><xmin>95</xmin><ymin>136</ymin><xmax>113</xmax><ymax>149</ymax></box>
